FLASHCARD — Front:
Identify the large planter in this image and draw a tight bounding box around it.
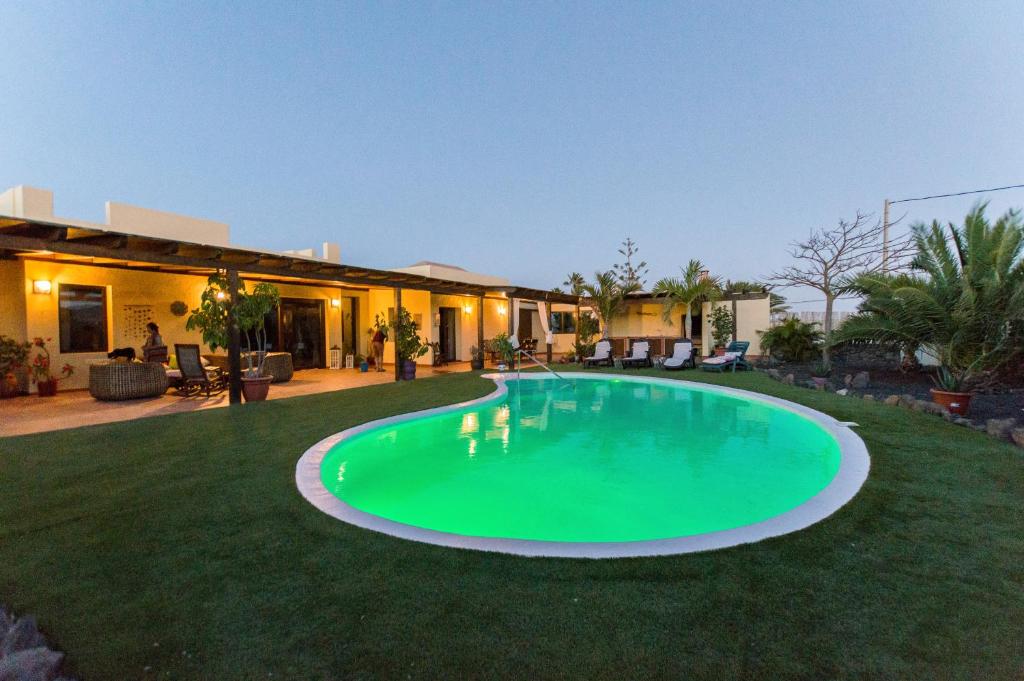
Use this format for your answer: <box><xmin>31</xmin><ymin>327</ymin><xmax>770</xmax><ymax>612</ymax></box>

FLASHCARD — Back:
<box><xmin>36</xmin><ymin>378</ymin><xmax>59</xmax><ymax>397</ymax></box>
<box><xmin>401</xmin><ymin>359</ymin><xmax>417</xmax><ymax>381</ymax></box>
<box><xmin>470</xmin><ymin>358</ymin><xmax>484</xmax><ymax>371</ymax></box>
<box><xmin>811</xmin><ymin>376</ymin><xmax>829</xmax><ymax>390</ymax></box>
<box><xmin>930</xmin><ymin>388</ymin><xmax>972</xmax><ymax>415</ymax></box>
<box><xmin>242</xmin><ymin>376</ymin><xmax>273</xmax><ymax>402</ymax></box>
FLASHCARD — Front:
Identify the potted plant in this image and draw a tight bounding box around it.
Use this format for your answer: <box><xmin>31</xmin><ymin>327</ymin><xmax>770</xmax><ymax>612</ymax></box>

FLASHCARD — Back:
<box><xmin>470</xmin><ymin>345</ymin><xmax>485</xmax><ymax>371</ymax></box>
<box><xmin>356</xmin><ymin>354</ymin><xmax>369</xmax><ymax>373</ymax></box>
<box><xmin>929</xmin><ymin>366</ymin><xmax>973</xmax><ymax>415</ymax></box>
<box><xmin>0</xmin><ymin>335</ymin><xmax>31</xmax><ymax>398</ymax></box>
<box><xmin>810</xmin><ymin>360</ymin><xmax>831</xmax><ymax>390</ymax></box>
<box><xmin>491</xmin><ymin>332</ymin><xmax>515</xmax><ymax>370</ymax></box>
<box><xmin>709</xmin><ymin>306</ymin><xmax>734</xmax><ymax>356</ymax></box>
<box><xmin>186</xmin><ymin>274</ymin><xmax>281</xmax><ymax>402</ymax></box>
<box><xmin>28</xmin><ymin>337</ymin><xmax>73</xmax><ymax>397</ymax></box>
<box><xmin>392</xmin><ymin>307</ymin><xmax>429</xmax><ymax>380</ymax></box>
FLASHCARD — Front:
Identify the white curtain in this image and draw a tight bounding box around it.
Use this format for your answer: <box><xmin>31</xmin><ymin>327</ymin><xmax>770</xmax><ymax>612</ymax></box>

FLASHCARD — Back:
<box><xmin>511</xmin><ymin>299</ymin><xmax>521</xmax><ymax>346</ymax></box>
<box><xmin>537</xmin><ymin>301</ymin><xmax>553</xmax><ymax>345</ymax></box>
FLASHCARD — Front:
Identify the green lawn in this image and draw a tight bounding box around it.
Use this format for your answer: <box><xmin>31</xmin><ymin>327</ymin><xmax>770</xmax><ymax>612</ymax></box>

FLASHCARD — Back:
<box><xmin>1</xmin><ymin>368</ymin><xmax>1022</xmax><ymax>679</ymax></box>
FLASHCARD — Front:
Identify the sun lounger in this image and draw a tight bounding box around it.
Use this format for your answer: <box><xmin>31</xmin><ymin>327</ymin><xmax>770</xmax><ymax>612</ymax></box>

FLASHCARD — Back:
<box><xmin>663</xmin><ymin>340</ymin><xmax>695</xmax><ymax>370</ymax></box>
<box><xmin>582</xmin><ymin>340</ymin><xmax>613</xmax><ymax>367</ymax></box>
<box><xmin>621</xmin><ymin>340</ymin><xmax>652</xmax><ymax>369</ymax></box>
<box><xmin>700</xmin><ymin>341</ymin><xmax>751</xmax><ymax>372</ymax></box>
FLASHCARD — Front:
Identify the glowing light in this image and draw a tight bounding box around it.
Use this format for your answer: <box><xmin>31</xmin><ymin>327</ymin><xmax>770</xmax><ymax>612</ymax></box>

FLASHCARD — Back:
<box><xmin>215</xmin><ymin>291</ymin><xmax>226</xmax><ymax>301</ymax></box>
<box><xmin>32</xmin><ymin>280</ymin><xmax>51</xmax><ymax>294</ymax></box>
<box><xmin>463</xmin><ymin>304</ymin><xmax>473</xmax><ymax>314</ymax></box>
<box><xmin>498</xmin><ymin>304</ymin><xmax>507</xmax><ymax>316</ymax></box>
<box><xmin>331</xmin><ymin>298</ymin><xmax>341</xmax><ymax>308</ymax></box>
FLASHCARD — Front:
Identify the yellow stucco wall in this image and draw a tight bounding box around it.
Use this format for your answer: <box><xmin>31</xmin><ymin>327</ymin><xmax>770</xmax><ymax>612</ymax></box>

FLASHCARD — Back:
<box><xmin>701</xmin><ymin>298</ymin><xmax>770</xmax><ymax>355</ymax></box>
<box><xmin>0</xmin><ymin>260</ymin><xmax>28</xmax><ymax>340</ymax></box>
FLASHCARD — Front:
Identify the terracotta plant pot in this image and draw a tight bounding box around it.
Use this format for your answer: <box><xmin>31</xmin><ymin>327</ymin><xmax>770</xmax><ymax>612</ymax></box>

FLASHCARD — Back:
<box><xmin>241</xmin><ymin>376</ymin><xmax>273</xmax><ymax>402</ymax></box>
<box><xmin>470</xmin><ymin>359</ymin><xmax>484</xmax><ymax>371</ymax></box>
<box><xmin>930</xmin><ymin>388</ymin><xmax>972</xmax><ymax>415</ymax></box>
<box><xmin>401</xmin><ymin>359</ymin><xmax>417</xmax><ymax>381</ymax></box>
<box><xmin>714</xmin><ymin>348</ymin><xmax>726</xmax><ymax>357</ymax></box>
<box><xmin>811</xmin><ymin>376</ymin><xmax>829</xmax><ymax>390</ymax></box>
<box><xmin>36</xmin><ymin>378</ymin><xmax>58</xmax><ymax>397</ymax></box>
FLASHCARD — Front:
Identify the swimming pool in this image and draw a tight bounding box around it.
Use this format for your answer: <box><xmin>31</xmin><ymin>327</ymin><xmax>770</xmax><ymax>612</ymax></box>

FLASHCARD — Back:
<box><xmin>296</xmin><ymin>373</ymin><xmax>869</xmax><ymax>558</ymax></box>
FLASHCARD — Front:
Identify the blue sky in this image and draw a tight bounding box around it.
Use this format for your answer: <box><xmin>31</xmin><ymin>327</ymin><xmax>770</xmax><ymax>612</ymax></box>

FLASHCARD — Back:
<box><xmin>2</xmin><ymin>1</ymin><xmax>1022</xmax><ymax>310</ymax></box>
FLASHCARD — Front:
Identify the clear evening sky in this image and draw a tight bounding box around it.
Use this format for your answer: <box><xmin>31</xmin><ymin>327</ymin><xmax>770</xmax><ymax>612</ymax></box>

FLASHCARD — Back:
<box><xmin>2</xmin><ymin>1</ymin><xmax>1022</xmax><ymax>310</ymax></box>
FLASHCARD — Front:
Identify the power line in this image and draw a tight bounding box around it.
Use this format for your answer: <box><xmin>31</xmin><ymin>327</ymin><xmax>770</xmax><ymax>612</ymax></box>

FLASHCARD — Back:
<box><xmin>891</xmin><ymin>183</ymin><xmax>1024</xmax><ymax>205</ymax></box>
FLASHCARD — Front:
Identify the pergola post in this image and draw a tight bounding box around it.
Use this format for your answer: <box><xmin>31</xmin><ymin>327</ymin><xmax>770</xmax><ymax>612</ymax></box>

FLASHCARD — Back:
<box><xmin>394</xmin><ymin>287</ymin><xmax>402</xmax><ymax>382</ymax></box>
<box><xmin>477</xmin><ymin>295</ymin><xmax>484</xmax><ymax>367</ymax></box>
<box><xmin>227</xmin><ymin>269</ymin><xmax>242</xmax><ymax>404</ymax></box>
<box><xmin>574</xmin><ymin>302</ymin><xmax>581</xmax><ymax>362</ymax></box>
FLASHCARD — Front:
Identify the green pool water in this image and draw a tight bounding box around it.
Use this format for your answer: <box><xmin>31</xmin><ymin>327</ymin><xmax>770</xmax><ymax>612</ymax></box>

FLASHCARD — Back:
<box><xmin>320</xmin><ymin>377</ymin><xmax>842</xmax><ymax>543</ymax></box>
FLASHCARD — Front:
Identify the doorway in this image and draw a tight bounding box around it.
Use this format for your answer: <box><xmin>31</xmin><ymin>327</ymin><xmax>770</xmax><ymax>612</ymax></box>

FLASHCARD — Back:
<box><xmin>438</xmin><ymin>307</ymin><xmax>458</xmax><ymax>361</ymax></box>
<box><xmin>264</xmin><ymin>298</ymin><xmax>326</xmax><ymax>370</ymax></box>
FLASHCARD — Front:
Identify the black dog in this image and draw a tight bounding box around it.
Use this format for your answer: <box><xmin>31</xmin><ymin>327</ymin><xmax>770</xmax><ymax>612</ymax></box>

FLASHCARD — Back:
<box><xmin>107</xmin><ymin>347</ymin><xmax>137</xmax><ymax>361</ymax></box>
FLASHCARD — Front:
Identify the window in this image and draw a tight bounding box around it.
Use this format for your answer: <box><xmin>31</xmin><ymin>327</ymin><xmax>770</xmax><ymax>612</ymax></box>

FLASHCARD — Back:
<box><xmin>59</xmin><ymin>284</ymin><xmax>108</xmax><ymax>353</ymax></box>
<box><xmin>549</xmin><ymin>311</ymin><xmax>576</xmax><ymax>334</ymax></box>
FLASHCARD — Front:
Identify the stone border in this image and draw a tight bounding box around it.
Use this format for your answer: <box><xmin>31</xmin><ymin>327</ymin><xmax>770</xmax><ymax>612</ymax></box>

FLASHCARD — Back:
<box><xmin>295</xmin><ymin>372</ymin><xmax>870</xmax><ymax>559</ymax></box>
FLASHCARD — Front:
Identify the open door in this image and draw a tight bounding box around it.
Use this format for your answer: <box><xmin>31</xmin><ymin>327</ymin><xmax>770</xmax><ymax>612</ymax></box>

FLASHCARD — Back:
<box><xmin>438</xmin><ymin>307</ymin><xmax>458</xmax><ymax>361</ymax></box>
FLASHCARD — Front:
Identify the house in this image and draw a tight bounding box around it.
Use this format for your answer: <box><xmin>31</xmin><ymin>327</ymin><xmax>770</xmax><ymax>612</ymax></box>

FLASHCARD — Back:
<box><xmin>0</xmin><ymin>185</ymin><xmax>576</xmax><ymax>398</ymax></box>
<box><xmin>599</xmin><ymin>290</ymin><xmax>771</xmax><ymax>358</ymax></box>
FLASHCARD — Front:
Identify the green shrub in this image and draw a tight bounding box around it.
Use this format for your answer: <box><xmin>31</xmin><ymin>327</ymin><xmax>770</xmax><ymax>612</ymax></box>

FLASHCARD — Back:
<box><xmin>759</xmin><ymin>317</ymin><xmax>823</xmax><ymax>361</ymax></box>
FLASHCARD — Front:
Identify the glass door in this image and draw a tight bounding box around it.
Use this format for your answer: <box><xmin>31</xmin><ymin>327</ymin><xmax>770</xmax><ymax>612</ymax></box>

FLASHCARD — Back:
<box><xmin>278</xmin><ymin>299</ymin><xmax>326</xmax><ymax>369</ymax></box>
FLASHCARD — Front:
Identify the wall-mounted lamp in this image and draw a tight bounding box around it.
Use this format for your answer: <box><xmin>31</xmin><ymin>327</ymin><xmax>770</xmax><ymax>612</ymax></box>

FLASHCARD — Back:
<box><xmin>498</xmin><ymin>304</ymin><xmax>507</xmax><ymax>316</ymax></box>
<box><xmin>434</xmin><ymin>312</ymin><xmax>441</xmax><ymax>327</ymax></box>
<box><xmin>331</xmin><ymin>298</ymin><xmax>341</xmax><ymax>308</ymax></box>
<box><xmin>32</xmin><ymin>280</ymin><xmax>52</xmax><ymax>295</ymax></box>
<box><xmin>462</xmin><ymin>303</ymin><xmax>473</xmax><ymax>315</ymax></box>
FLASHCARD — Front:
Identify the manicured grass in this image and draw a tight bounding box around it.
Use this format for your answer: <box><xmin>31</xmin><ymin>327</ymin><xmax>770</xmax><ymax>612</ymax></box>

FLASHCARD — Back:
<box><xmin>1</xmin><ymin>368</ymin><xmax>1022</xmax><ymax>679</ymax></box>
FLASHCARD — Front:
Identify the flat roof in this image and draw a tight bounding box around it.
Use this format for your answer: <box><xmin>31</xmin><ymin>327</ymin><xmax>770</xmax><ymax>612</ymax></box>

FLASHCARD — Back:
<box><xmin>0</xmin><ymin>214</ymin><xmax>579</xmax><ymax>304</ymax></box>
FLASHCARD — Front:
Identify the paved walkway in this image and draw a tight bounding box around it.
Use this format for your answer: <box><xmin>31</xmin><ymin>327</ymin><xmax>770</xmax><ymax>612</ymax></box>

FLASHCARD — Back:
<box><xmin>1</xmin><ymin>363</ymin><xmax>473</xmax><ymax>437</ymax></box>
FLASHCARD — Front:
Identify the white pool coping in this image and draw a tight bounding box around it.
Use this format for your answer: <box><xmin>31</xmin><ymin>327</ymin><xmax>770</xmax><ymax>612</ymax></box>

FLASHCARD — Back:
<box><xmin>295</xmin><ymin>372</ymin><xmax>870</xmax><ymax>559</ymax></box>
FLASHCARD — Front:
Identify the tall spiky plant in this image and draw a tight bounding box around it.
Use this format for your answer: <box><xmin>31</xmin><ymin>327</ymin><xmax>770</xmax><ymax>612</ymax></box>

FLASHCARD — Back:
<box><xmin>652</xmin><ymin>259</ymin><xmax>722</xmax><ymax>339</ymax></box>
<box><xmin>581</xmin><ymin>270</ymin><xmax>638</xmax><ymax>338</ymax></box>
<box><xmin>831</xmin><ymin>204</ymin><xmax>1024</xmax><ymax>390</ymax></box>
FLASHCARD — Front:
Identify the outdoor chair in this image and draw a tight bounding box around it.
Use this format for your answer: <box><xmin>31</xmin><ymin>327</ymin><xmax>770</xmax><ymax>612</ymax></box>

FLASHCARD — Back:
<box><xmin>172</xmin><ymin>344</ymin><xmax>228</xmax><ymax>397</ymax></box>
<box><xmin>582</xmin><ymin>340</ymin><xmax>613</xmax><ymax>367</ymax></box>
<box><xmin>621</xmin><ymin>340</ymin><xmax>652</xmax><ymax>369</ymax></box>
<box><xmin>430</xmin><ymin>342</ymin><xmax>448</xmax><ymax>367</ymax></box>
<box><xmin>663</xmin><ymin>339</ymin><xmax>696</xmax><ymax>370</ymax></box>
<box><xmin>700</xmin><ymin>341</ymin><xmax>751</xmax><ymax>373</ymax></box>
<box><xmin>142</xmin><ymin>344</ymin><xmax>168</xmax><ymax>363</ymax></box>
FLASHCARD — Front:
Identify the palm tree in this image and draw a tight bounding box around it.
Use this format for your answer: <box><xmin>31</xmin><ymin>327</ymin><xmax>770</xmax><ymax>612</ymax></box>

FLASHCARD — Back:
<box><xmin>831</xmin><ymin>204</ymin><xmax>1024</xmax><ymax>389</ymax></box>
<box><xmin>562</xmin><ymin>272</ymin><xmax>587</xmax><ymax>296</ymax></box>
<box><xmin>580</xmin><ymin>270</ymin><xmax>638</xmax><ymax>338</ymax></box>
<box><xmin>652</xmin><ymin>260</ymin><xmax>722</xmax><ymax>339</ymax></box>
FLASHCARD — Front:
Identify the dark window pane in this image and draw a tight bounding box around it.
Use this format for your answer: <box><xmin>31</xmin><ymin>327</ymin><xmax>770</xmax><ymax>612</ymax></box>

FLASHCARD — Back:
<box><xmin>59</xmin><ymin>285</ymin><xmax>108</xmax><ymax>353</ymax></box>
<box><xmin>549</xmin><ymin>312</ymin><xmax>576</xmax><ymax>334</ymax></box>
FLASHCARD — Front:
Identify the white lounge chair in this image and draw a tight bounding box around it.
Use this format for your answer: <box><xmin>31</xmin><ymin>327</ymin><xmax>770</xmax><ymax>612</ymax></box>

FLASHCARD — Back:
<box><xmin>663</xmin><ymin>340</ymin><xmax>695</xmax><ymax>370</ymax></box>
<box><xmin>582</xmin><ymin>340</ymin><xmax>613</xmax><ymax>367</ymax></box>
<box><xmin>621</xmin><ymin>340</ymin><xmax>651</xmax><ymax>369</ymax></box>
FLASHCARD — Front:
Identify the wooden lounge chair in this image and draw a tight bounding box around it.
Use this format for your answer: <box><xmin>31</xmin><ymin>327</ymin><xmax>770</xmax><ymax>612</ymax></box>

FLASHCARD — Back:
<box><xmin>582</xmin><ymin>340</ymin><xmax>613</xmax><ymax>368</ymax></box>
<box><xmin>663</xmin><ymin>339</ymin><xmax>696</xmax><ymax>370</ymax></box>
<box><xmin>700</xmin><ymin>341</ymin><xmax>751</xmax><ymax>373</ymax></box>
<box><xmin>621</xmin><ymin>340</ymin><xmax>652</xmax><ymax>369</ymax></box>
<box><xmin>173</xmin><ymin>344</ymin><xmax>228</xmax><ymax>396</ymax></box>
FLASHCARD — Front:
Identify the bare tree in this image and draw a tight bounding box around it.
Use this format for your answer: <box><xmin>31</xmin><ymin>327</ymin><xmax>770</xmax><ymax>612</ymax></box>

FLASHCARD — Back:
<box><xmin>612</xmin><ymin>238</ymin><xmax>649</xmax><ymax>290</ymax></box>
<box><xmin>767</xmin><ymin>212</ymin><xmax>912</xmax><ymax>363</ymax></box>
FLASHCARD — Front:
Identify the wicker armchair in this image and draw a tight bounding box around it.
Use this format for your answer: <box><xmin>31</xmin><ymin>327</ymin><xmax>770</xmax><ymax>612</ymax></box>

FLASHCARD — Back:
<box><xmin>89</xmin><ymin>362</ymin><xmax>170</xmax><ymax>401</ymax></box>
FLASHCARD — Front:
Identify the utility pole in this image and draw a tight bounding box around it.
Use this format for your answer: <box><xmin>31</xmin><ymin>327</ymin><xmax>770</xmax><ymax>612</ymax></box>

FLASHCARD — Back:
<box><xmin>882</xmin><ymin>198</ymin><xmax>891</xmax><ymax>273</ymax></box>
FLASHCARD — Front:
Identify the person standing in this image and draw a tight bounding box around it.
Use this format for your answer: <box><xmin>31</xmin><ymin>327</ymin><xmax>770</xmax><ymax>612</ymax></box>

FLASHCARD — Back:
<box><xmin>371</xmin><ymin>326</ymin><xmax>386</xmax><ymax>372</ymax></box>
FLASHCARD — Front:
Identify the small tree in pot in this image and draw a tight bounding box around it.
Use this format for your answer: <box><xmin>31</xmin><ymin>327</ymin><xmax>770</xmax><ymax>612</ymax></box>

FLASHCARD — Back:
<box><xmin>186</xmin><ymin>274</ymin><xmax>281</xmax><ymax>401</ymax></box>
<box><xmin>709</xmin><ymin>306</ymin><xmax>735</xmax><ymax>355</ymax></box>
<box><xmin>0</xmin><ymin>335</ymin><xmax>31</xmax><ymax>398</ymax></box>
<box><xmin>393</xmin><ymin>307</ymin><xmax>429</xmax><ymax>380</ymax></box>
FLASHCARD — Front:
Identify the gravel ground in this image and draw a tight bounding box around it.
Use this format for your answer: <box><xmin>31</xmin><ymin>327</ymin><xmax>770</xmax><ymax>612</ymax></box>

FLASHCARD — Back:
<box><xmin>759</xmin><ymin>360</ymin><xmax>1024</xmax><ymax>424</ymax></box>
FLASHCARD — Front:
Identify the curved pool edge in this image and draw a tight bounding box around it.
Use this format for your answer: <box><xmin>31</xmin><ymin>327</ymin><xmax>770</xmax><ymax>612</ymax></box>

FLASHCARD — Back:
<box><xmin>295</xmin><ymin>372</ymin><xmax>870</xmax><ymax>559</ymax></box>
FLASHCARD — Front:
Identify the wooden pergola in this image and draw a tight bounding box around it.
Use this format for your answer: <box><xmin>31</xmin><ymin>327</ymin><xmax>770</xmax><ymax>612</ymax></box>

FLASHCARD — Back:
<box><xmin>0</xmin><ymin>215</ymin><xmax>578</xmax><ymax>400</ymax></box>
